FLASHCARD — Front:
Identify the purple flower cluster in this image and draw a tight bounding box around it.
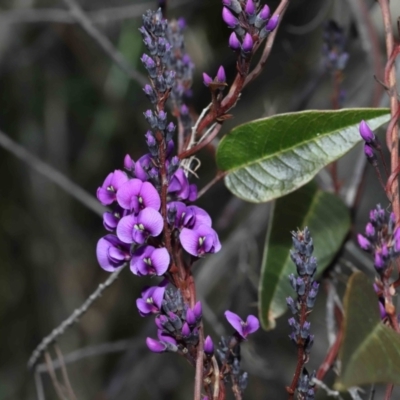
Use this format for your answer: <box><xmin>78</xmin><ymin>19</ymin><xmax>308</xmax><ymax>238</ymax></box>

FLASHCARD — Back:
<box><xmin>222</xmin><ymin>0</ymin><xmax>278</xmax><ymax>57</ymax></box>
<box><xmin>145</xmin><ymin>285</ymin><xmax>203</xmax><ymax>353</ymax></box>
<box><xmin>357</xmin><ymin>204</ymin><xmax>400</xmax><ymax>272</ymax></box>
<box><xmin>96</xmin><ymin>9</ymin><xmax>221</xmax><ymax>274</ymax></box>
<box><xmin>322</xmin><ymin>20</ymin><xmax>349</xmax><ymax>73</ymax></box>
<box><xmin>286</xmin><ymin>227</ymin><xmax>319</xmax><ymax>400</ymax></box>
<box><xmin>359</xmin><ymin>120</ymin><xmax>381</xmax><ymax>166</ymax></box>
<box><xmin>297</xmin><ymin>369</ymin><xmax>316</xmax><ymax>400</ymax></box>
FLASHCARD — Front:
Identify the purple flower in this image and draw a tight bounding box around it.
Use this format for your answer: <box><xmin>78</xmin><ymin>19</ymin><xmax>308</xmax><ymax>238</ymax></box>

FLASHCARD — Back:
<box><xmin>131</xmin><ymin>245</ymin><xmax>170</xmax><ymax>276</ymax></box>
<box><xmin>167</xmin><ymin>202</ymin><xmax>212</xmax><ymax>229</ymax></box>
<box><xmin>203</xmin><ymin>73</ymin><xmax>213</xmax><ymax>87</ymax></box>
<box><xmin>124</xmin><ymin>154</ymin><xmax>135</xmax><ymax>171</ymax></box>
<box><xmin>224</xmin><ymin>310</ymin><xmax>260</xmax><ymax>339</ymax></box>
<box><xmin>374</xmin><ymin>250</ymin><xmax>385</xmax><ymax>270</ymax></box>
<box><xmin>179</xmin><ymin>225</ymin><xmax>221</xmax><ymax>256</ymax></box>
<box><xmin>168</xmin><ymin>169</ymin><xmax>197</xmax><ymax>201</ymax></box>
<box><xmin>222</xmin><ymin>7</ymin><xmax>238</xmax><ymax>28</ymax></box>
<box><xmin>357</xmin><ymin>233</ymin><xmax>371</xmax><ymax>250</ymax></box>
<box><xmin>364</xmin><ymin>143</ymin><xmax>376</xmax><ymax>165</ymax></box>
<box><xmin>146</xmin><ymin>337</ymin><xmax>167</xmax><ymax>353</ymax></box>
<box><xmin>216</xmin><ymin>66</ymin><xmax>226</xmax><ymax>83</ymax></box>
<box><xmin>135</xmin><ymin>154</ymin><xmax>153</xmax><ymax>181</ymax></box>
<box><xmin>204</xmin><ymin>335</ymin><xmax>214</xmax><ymax>355</ymax></box>
<box><xmin>96</xmin><ymin>235</ymin><xmax>131</xmax><ymax>272</ymax></box>
<box><xmin>242</xmin><ymin>33</ymin><xmax>253</xmax><ymax>53</ymax></box>
<box><xmin>117</xmin><ymin>208</ymin><xmax>163</xmax><ymax>244</ymax></box>
<box><xmin>136</xmin><ymin>285</ymin><xmax>166</xmax><ymax>316</ymax></box>
<box><xmin>117</xmin><ymin>179</ymin><xmax>161</xmax><ymax>213</ymax></box>
<box><xmin>97</xmin><ymin>170</ymin><xmax>129</xmax><ymax>205</ymax></box>
<box><xmin>365</xmin><ymin>222</ymin><xmax>375</xmax><ymax>237</ymax></box>
<box><xmin>359</xmin><ymin>120</ymin><xmax>375</xmax><ymax>143</ymax></box>
<box><xmin>229</xmin><ymin>32</ymin><xmax>241</xmax><ymax>50</ymax></box>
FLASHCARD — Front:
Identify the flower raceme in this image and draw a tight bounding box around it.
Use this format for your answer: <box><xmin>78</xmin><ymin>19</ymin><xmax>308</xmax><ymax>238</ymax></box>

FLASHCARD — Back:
<box><xmin>96</xmin><ymin>161</ymin><xmax>221</xmax><ymax>273</ymax></box>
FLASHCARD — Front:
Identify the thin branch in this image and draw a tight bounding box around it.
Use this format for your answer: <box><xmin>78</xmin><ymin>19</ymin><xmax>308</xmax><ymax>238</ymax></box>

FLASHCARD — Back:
<box><xmin>61</xmin><ymin>0</ymin><xmax>147</xmax><ymax>87</ymax></box>
<box><xmin>197</xmin><ymin>171</ymin><xmax>227</xmax><ymax>199</ymax></box>
<box><xmin>54</xmin><ymin>345</ymin><xmax>78</xmax><ymax>400</ymax></box>
<box><xmin>0</xmin><ymin>129</ymin><xmax>104</xmax><ymax>217</ymax></box>
<box><xmin>35</xmin><ymin>368</ymin><xmax>46</xmax><ymax>400</ymax></box>
<box><xmin>27</xmin><ymin>264</ymin><xmax>127</xmax><ymax>369</ymax></box>
<box><xmin>312</xmin><ymin>378</ymin><xmax>344</xmax><ymax>399</ymax></box>
<box><xmin>44</xmin><ymin>352</ymin><xmax>67</xmax><ymax>400</ymax></box>
<box><xmin>194</xmin><ymin>322</ymin><xmax>205</xmax><ymax>400</ymax></box>
<box><xmin>36</xmin><ymin>339</ymin><xmax>139</xmax><ymax>373</ymax></box>
<box><xmin>244</xmin><ymin>0</ymin><xmax>291</xmax><ymax>87</ymax></box>
<box><xmin>0</xmin><ymin>0</ymin><xmax>192</xmax><ymax>25</ymax></box>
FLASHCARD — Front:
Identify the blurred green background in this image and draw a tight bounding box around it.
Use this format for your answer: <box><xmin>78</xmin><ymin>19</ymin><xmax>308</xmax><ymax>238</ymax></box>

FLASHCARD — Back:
<box><xmin>0</xmin><ymin>0</ymin><xmax>399</xmax><ymax>399</ymax></box>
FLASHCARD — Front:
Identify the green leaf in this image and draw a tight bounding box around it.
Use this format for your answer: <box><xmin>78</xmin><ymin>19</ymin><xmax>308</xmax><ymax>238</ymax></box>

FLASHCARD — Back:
<box><xmin>216</xmin><ymin>108</ymin><xmax>390</xmax><ymax>203</ymax></box>
<box><xmin>336</xmin><ymin>272</ymin><xmax>400</xmax><ymax>390</ymax></box>
<box><xmin>259</xmin><ymin>181</ymin><xmax>350</xmax><ymax>330</ymax></box>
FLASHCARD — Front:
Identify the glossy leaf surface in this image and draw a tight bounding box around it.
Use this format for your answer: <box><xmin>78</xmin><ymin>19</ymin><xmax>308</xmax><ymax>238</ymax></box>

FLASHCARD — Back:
<box><xmin>217</xmin><ymin>109</ymin><xmax>390</xmax><ymax>203</ymax></box>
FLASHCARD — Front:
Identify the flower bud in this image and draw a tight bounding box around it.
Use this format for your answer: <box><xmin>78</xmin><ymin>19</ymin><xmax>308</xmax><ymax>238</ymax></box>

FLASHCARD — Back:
<box><xmin>229</xmin><ymin>32</ymin><xmax>241</xmax><ymax>50</ymax></box>
<box><xmin>216</xmin><ymin>66</ymin><xmax>226</xmax><ymax>83</ymax></box>
<box><xmin>242</xmin><ymin>33</ymin><xmax>254</xmax><ymax>53</ymax></box>
<box><xmin>222</xmin><ymin>0</ymin><xmax>242</xmax><ymax>14</ymax></box>
<box><xmin>204</xmin><ymin>335</ymin><xmax>214</xmax><ymax>355</ymax></box>
<box><xmin>245</xmin><ymin>0</ymin><xmax>255</xmax><ymax>15</ymax></box>
<box><xmin>358</xmin><ymin>233</ymin><xmax>371</xmax><ymax>251</ymax></box>
<box><xmin>203</xmin><ymin>72</ymin><xmax>213</xmax><ymax>87</ymax></box>
<box><xmin>266</xmin><ymin>14</ymin><xmax>279</xmax><ymax>31</ymax></box>
<box><xmin>124</xmin><ymin>154</ymin><xmax>135</xmax><ymax>171</ymax></box>
<box><xmin>359</xmin><ymin>120</ymin><xmax>375</xmax><ymax>143</ymax></box>
<box><xmin>222</xmin><ymin>7</ymin><xmax>239</xmax><ymax>28</ymax></box>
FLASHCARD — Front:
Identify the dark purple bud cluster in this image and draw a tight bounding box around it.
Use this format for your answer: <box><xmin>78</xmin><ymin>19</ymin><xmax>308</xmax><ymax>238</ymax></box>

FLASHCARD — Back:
<box><xmin>357</xmin><ymin>204</ymin><xmax>400</xmax><ymax>273</ymax></box>
<box><xmin>145</xmin><ymin>285</ymin><xmax>203</xmax><ymax>354</ymax></box>
<box><xmin>359</xmin><ymin>120</ymin><xmax>381</xmax><ymax>166</ymax></box>
<box><xmin>222</xmin><ymin>0</ymin><xmax>278</xmax><ymax>58</ymax></box>
<box><xmin>203</xmin><ymin>311</ymin><xmax>259</xmax><ymax>396</ymax></box>
<box><xmin>321</xmin><ymin>20</ymin><xmax>349</xmax><ymax>73</ymax></box>
<box><xmin>297</xmin><ymin>369</ymin><xmax>316</xmax><ymax>400</ymax></box>
<box><xmin>286</xmin><ymin>227</ymin><xmax>319</xmax><ymax>399</ymax></box>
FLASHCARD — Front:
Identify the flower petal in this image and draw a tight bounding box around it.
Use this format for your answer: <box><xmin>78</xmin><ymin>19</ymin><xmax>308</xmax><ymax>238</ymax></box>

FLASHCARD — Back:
<box><xmin>136</xmin><ymin>298</ymin><xmax>153</xmax><ymax>316</ymax></box>
<box><xmin>224</xmin><ymin>310</ymin><xmax>244</xmax><ymax>337</ymax></box>
<box><xmin>146</xmin><ymin>337</ymin><xmax>166</xmax><ymax>353</ymax></box>
<box><xmin>150</xmin><ymin>247</ymin><xmax>170</xmax><ymax>275</ymax></box>
<box><xmin>130</xmin><ymin>257</ymin><xmax>147</xmax><ymax>275</ymax></box>
<box><xmin>111</xmin><ymin>169</ymin><xmax>129</xmax><ymax>189</ymax></box>
<box><xmin>97</xmin><ymin>187</ymin><xmax>116</xmax><ymax>205</ymax></box>
<box><xmin>185</xmin><ymin>206</ymin><xmax>211</xmax><ymax>228</ymax></box>
<box><xmin>245</xmin><ymin>315</ymin><xmax>260</xmax><ymax>335</ymax></box>
<box><xmin>179</xmin><ymin>228</ymin><xmax>200</xmax><ymax>256</ymax></box>
<box><xmin>138</xmin><ymin>208</ymin><xmax>163</xmax><ymax>236</ymax></box>
<box><xmin>140</xmin><ymin>182</ymin><xmax>161</xmax><ymax>210</ymax></box>
<box><xmin>116</xmin><ymin>179</ymin><xmax>142</xmax><ymax>210</ymax></box>
<box><xmin>116</xmin><ymin>215</ymin><xmax>136</xmax><ymax>243</ymax></box>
